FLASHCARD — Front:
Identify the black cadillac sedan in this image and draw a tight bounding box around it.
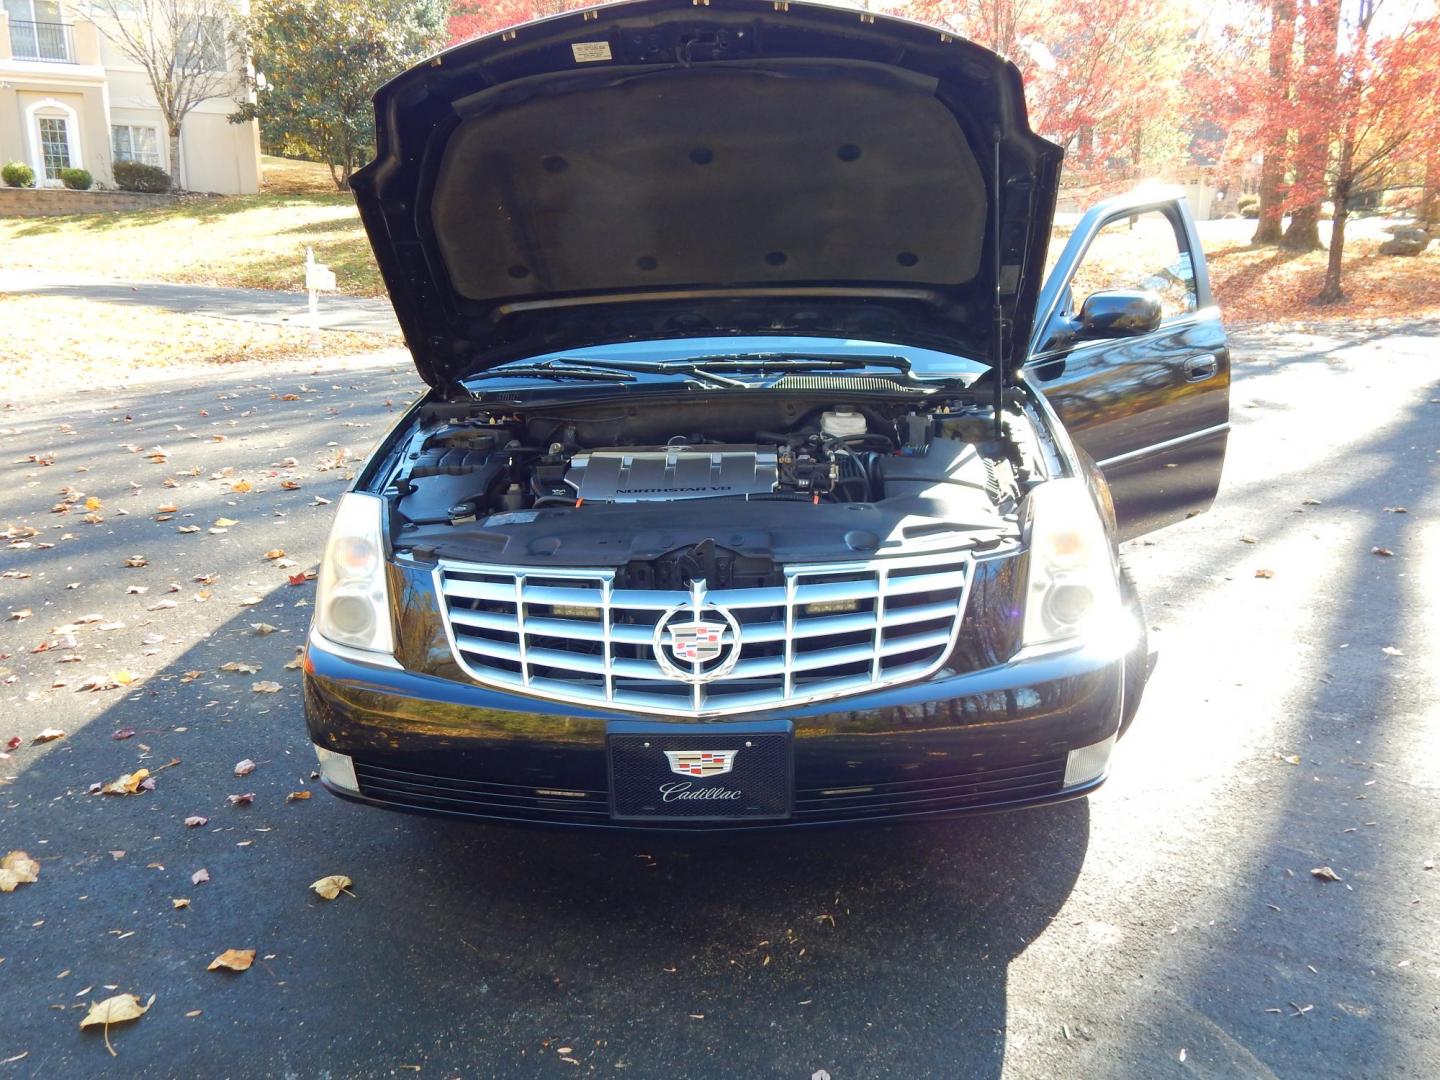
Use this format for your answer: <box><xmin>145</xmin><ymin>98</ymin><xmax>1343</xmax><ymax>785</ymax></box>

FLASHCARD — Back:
<box><xmin>302</xmin><ymin>0</ymin><xmax>1229</xmax><ymax>829</ymax></box>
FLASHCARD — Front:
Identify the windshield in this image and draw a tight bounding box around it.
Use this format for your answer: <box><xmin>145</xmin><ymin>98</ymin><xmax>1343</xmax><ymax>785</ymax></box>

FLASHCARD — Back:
<box><xmin>470</xmin><ymin>336</ymin><xmax>988</xmax><ymax>385</ymax></box>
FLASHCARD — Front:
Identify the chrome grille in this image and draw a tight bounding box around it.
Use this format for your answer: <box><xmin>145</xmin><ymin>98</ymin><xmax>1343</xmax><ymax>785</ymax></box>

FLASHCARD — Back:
<box><xmin>433</xmin><ymin>552</ymin><xmax>972</xmax><ymax>717</ymax></box>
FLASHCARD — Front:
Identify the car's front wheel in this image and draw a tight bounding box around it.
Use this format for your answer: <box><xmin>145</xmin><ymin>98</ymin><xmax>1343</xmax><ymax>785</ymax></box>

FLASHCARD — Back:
<box><xmin>1117</xmin><ymin>561</ymin><xmax>1148</xmax><ymax>738</ymax></box>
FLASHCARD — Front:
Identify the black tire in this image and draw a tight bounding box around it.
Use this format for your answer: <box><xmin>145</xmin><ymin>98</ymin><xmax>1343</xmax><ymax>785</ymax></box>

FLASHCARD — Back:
<box><xmin>1117</xmin><ymin>560</ymin><xmax>1148</xmax><ymax>739</ymax></box>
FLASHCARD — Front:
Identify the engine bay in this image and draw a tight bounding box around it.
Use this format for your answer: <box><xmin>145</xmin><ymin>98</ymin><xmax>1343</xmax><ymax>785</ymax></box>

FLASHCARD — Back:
<box><xmin>382</xmin><ymin>393</ymin><xmax>1043</xmax><ymax>573</ymax></box>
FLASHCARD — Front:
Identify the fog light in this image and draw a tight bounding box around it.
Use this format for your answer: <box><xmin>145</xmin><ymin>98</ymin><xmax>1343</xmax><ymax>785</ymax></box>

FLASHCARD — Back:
<box><xmin>313</xmin><ymin>744</ymin><xmax>358</xmax><ymax>793</ymax></box>
<box><xmin>1063</xmin><ymin>733</ymin><xmax>1116</xmax><ymax>787</ymax></box>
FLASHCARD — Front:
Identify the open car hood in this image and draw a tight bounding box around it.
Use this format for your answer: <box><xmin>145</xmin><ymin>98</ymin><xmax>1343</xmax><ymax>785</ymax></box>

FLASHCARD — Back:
<box><xmin>352</xmin><ymin>0</ymin><xmax>1063</xmax><ymax>391</ymax></box>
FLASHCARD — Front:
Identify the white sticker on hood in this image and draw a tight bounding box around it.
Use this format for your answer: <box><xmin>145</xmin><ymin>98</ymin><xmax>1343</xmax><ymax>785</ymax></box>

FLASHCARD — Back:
<box><xmin>483</xmin><ymin>511</ymin><xmax>542</xmax><ymax>527</ymax></box>
<box><xmin>571</xmin><ymin>41</ymin><xmax>612</xmax><ymax>63</ymax></box>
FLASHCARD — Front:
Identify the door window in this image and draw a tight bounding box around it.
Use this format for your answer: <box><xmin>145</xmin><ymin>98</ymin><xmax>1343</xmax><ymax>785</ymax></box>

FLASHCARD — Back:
<box><xmin>37</xmin><ymin>115</ymin><xmax>73</xmax><ymax>179</ymax></box>
<box><xmin>1068</xmin><ymin>209</ymin><xmax>1198</xmax><ymax>322</ymax></box>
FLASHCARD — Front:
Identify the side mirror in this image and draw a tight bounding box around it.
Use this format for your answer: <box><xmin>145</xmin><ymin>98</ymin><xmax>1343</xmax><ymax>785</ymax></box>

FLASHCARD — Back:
<box><xmin>1077</xmin><ymin>290</ymin><xmax>1163</xmax><ymax>339</ymax></box>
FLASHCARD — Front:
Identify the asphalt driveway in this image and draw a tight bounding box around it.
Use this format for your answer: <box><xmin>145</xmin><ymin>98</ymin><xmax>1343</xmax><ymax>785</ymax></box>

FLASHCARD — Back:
<box><xmin>0</xmin><ymin>320</ymin><xmax>1436</xmax><ymax>1078</ymax></box>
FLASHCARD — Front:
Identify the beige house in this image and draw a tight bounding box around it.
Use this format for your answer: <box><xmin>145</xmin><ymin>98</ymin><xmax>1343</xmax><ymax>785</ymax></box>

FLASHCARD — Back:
<box><xmin>0</xmin><ymin>0</ymin><xmax>259</xmax><ymax>193</ymax></box>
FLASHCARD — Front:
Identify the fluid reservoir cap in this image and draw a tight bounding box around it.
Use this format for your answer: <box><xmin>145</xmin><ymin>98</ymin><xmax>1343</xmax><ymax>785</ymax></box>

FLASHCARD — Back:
<box><xmin>821</xmin><ymin>407</ymin><xmax>867</xmax><ymax>438</ymax></box>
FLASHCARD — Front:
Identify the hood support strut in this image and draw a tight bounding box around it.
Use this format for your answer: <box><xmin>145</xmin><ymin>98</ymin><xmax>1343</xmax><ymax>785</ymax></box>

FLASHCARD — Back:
<box><xmin>990</xmin><ymin>129</ymin><xmax>1008</xmax><ymax>437</ymax></box>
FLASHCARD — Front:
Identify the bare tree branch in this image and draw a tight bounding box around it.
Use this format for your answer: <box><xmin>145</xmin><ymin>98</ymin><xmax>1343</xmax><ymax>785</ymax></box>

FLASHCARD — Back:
<box><xmin>91</xmin><ymin>0</ymin><xmax>242</xmax><ymax>190</ymax></box>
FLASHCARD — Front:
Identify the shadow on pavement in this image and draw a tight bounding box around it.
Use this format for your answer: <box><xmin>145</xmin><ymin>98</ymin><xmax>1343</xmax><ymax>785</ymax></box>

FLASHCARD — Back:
<box><xmin>1</xmin><ymin>590</ymin><xmax>1089</xmax><ymax>1080</ymax></box>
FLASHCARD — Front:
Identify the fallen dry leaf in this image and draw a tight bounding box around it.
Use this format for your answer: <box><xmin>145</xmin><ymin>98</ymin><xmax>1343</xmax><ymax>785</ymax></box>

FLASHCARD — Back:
<box><xmin>233</xmin><ymin>759</ymin><xmax>257</xmax><ymax>777</ymax></box>
<box><xmin>251</xmin><ymin>681</ymin><xmax>281</xmax><ymax>694</ymax></box>
<box><xmin>184</xmin><ymin>816</ymin><xmax>208</xmax><ymax>828</ymax></box>
<box><xmin>311</xmin><ymin>874</ymin><xmax>354</xmax><ymax>900</ymax></box>
<box><xmin>286</xmin><ymin>790</ymin><xmax>311</xmax><ymax>802</ymax></box>
<box><xmin>207</xmin><ymin>948</ymin><xmax>255</xmax><ymax>973</ymax></box>
<box><xmin>0</xmin><ymin>850</ymin><xmax>41</xmax><ymax>892</ymax></box>
<box><xmin>33</xmin><ymin>727</ymin><xmax>65</xmax><ymax>744</ymax></box>
<box><xmin>262</xmin><ymin>548</ymin><xmax>285</xmax><ymax>560</ymax></box>
<box><xmin>227</xmin><ymin>793</ymin><xmax>255</xmax><ymax>806</ymax></box>
<box><xmin>122</xmin><ymin>555</ymin><xmax>148</xmax><ymax>568</ymax></box>
<box><xmin>191</xmin><ymin>868</ymin><xmax>210</xmax><ymax>885</ymax></box>
<box><xmin>1381</xmin><ymin>645</ymin><xmax>1404</xmax><ymax>657</ymax></box>
<box><xmin>100</xmin><ymin>769</ymin><xmax>151</xmax><ymax>796</ymax></box>
<box><xmin>250</xmin><ymin>623</ymin><xmax>278</xmax><ymax>636</ymax></box>
<box><xmin>1254</xmin><ymin>568</ymin><xmax>1274</xmax><ymax>579</ymax></box>
<box><xmin>1311</xmin><ymin>866</ymin><xmax>1343</xmax><ymax>882</ymax></box>
<box><xmin>79</xmin><ymin>993</ymin><xmax>154</xmax><ymax>1057</ymax></box>
<box><xmin>172</xmin><ymin>898</ymin><xmax>190</xmax><ymax>909</ymax></box>
<box><xmin>213</xmin><ymin>517</ymin><xmax>238</xmax><ymax>528</ymax></box>
<box><xmin>220</xmin><ymin>660</ymin><xmax>260</xmax><ymax>674</ymax></box>
<box><xmin>1371</xmin><ymin>547</ymin><xmax>1394</xmax><ymax>557</ymax></box>
<box><xmin>232</xmin><ymin>480</ymin><xmax>252</xmax><ymax>493</ymax></box>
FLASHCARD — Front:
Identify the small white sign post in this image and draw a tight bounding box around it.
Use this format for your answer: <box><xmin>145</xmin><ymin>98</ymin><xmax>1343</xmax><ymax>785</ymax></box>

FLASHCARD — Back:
<box><xmin>304</xmin><ymin>246</ymin><xmax>338</xmax><ymax>349</ymax></box>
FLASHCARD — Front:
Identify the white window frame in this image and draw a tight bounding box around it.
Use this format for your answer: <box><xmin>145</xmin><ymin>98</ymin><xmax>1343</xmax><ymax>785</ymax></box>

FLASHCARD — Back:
<box><xmin>25</xmin><ymin>97</ymin><xmax>82</xmax><ymax>187</ymax></box>
<box><xmin>111</xmin><ymin>122</ymin><xmax>163</xmax><ymax>167</ymax></box>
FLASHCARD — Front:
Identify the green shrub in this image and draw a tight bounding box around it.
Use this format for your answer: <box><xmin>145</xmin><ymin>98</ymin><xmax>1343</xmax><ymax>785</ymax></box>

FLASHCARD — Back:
<box><xmin>1237</xmin><ymin>194</ymin><xmax>1259</xmax><ymax>212</ymax></box>
<box><xmin>112</xmin><ymin>160</ymin><xmax>171</xmax><ymax>193</ymax></box>
<box><xmin>2</xmin><ymin>161</ymin><xmax>35</xmax><ymax>188</ymax></box>
<box><xmin>1241</xmin><ymin>204</ymin><xmax>1259</xmax><ymax>219</ymax></box>
<box><xmin>58</xmin><ymin>167</ymin><xmax>93</xmax><ymax>191</ymax></box>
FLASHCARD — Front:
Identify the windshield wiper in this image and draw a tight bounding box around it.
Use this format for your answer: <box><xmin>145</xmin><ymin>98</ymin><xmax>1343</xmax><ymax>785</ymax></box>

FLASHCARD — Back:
<box><xmin>469</xmin><ymin>361</ymin><xmax>637</xmax><ymax>384</ymax></box>
<box><xmin>536</xmin><ymin>357</ymin><xmax>747</xmax><ymax>387</ymax></box>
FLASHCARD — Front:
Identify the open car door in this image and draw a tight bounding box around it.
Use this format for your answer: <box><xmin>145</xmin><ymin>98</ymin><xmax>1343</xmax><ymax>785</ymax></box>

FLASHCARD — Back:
<box><xmin>1025</xmin><ymin>190</ymin><xmax>1230</xmax><ymax>539</ymax></box>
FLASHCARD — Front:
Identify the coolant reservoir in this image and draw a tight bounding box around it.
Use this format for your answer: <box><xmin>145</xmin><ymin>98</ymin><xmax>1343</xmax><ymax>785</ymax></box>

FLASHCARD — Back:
<box><xmin>821</xmin><ymin>407</ymin><xmax>867</xmax><ymax>438</ymax></box>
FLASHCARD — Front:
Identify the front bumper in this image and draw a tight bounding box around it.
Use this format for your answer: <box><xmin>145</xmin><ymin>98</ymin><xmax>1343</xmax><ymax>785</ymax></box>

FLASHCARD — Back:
<box><xmin>303</xmin><ymin>629</ymin><xmax>1124</xmax><ymax>831</ymax></box>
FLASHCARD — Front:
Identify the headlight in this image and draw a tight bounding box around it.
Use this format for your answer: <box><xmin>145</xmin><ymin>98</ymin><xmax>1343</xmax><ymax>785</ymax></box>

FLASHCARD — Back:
<box><xmin>314</xmin><ymin>492</ymin><xmax>394</xmax><ymax>655</ymax></box>
<box><xmin>1020</xmin><ymin>479</ymin><xmax>1123</xmax><ymax>649</ymax></box>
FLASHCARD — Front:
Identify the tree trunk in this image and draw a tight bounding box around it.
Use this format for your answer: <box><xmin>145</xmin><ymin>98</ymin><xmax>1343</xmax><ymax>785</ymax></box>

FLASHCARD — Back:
<box><xmin>1317</xmin><ymin>141</ymin><xmax>1353</xmax><ymax>304</ymax></box>
<box><xmin>167</xmin><ymin>125</ymin><xmax>182</xmax><ymax>192</ymax></box>
<box><xmin>1281</xmin><ymin>0</ymin><xmax>1339</xmax><ymax>252</ymax></box>
<box><xmin>1253</xmin><ymin>0</ymin><xmax>1296</xmax><ymax>245</ymax></box>
<box><xmin>1421</xmin><ymin>152</ymin><xmax>1440</xmax><ymax>225</ymax></box>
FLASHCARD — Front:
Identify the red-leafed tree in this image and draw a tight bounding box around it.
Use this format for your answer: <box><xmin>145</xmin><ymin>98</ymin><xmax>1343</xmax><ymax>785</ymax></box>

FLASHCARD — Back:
<box><xmin>1280</xmin><ymin>0</ymin><xmax>1342</xmax><ymax>251</ymax></box>
<box><xmin>902</xmin><ymin>0</ymin><xmax>1196</xmax><ymax>193</ymax></box>
<box><xmin>1252</xmin><ymin>0</ymin><xmax>1297</xmax><ymax>243</ymax></box>
<box><xmin>449</xmin><ymin>0</ymin><xmax>593</xmax><ymax>44</ymax></box>
<box><xmin>1314</xmin><ymin>9</ymin><xmax>1440</xmax><ymax>301</ymax></box>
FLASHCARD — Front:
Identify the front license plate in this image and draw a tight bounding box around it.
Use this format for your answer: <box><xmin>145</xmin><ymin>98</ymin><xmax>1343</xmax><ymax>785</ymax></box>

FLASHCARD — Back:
<box><xmin>608</xmin><ymin>723</ymin><xmax>792</xmax><ymax>822</ymax></box>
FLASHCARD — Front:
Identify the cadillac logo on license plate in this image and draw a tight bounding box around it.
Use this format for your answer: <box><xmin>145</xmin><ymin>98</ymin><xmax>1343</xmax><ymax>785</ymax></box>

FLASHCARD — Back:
<box><xmin>663</xmin><ymin>749</ymin><xmax>739</xmax><ymax>777</ymax></box>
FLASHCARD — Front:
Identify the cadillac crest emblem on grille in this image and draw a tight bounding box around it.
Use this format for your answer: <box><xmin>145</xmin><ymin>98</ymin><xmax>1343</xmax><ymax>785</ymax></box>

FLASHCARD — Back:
<box><xmin>652</xmin><ymin>579</ymin><xmax>743</xmax><ymax>683</ymax></box>
<box><xmin>663</xmin><ymin>749</ymin><xmax>739</xmax><ymax>777</ymax></box>
<box><xmin>668</xmin><ymin>622</ymin><xmax>725</xmax><ymax>662</ymax></box>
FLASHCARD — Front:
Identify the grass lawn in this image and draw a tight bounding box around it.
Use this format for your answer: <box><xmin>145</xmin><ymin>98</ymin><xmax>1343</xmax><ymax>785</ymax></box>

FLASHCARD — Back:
<box><xmin>261</xmin><ymin>154</ymin><xmax>342</xmax><ymax>195</ymax></box>
<box><xmin>0</xmin><ymin>192</ymin><xmax>383</xmax><ymax>297</ymax></box>
<box><xmin>0</xmin><ymin>293</ymin><xmax>394</xmax><ymax>396</ymax></box>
